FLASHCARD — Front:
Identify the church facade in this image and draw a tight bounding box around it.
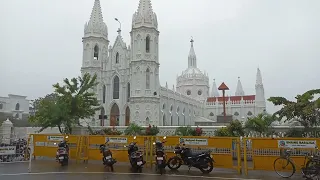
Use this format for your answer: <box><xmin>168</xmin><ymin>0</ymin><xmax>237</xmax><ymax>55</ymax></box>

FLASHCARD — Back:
<box><xmin>80</xmin><ymin>0</ymin><xmax>266</xmax><ymax>127</ymax></box>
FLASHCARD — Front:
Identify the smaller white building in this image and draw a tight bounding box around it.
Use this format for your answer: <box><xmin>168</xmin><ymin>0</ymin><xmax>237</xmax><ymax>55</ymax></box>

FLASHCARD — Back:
<box><xmin>0</xmin><ymin>94</ymin><xmax>30</xmax><ymax>120</ymax></box>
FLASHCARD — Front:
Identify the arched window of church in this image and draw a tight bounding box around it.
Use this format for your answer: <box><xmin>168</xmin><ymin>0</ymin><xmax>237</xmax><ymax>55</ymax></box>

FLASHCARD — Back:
<box><xmin>146</xmin><ymin>117</ymin><xmax>150</xmax><ymax>125</ymax></box>
<box><xmin>93</xmin><ymin>45</ymin><xmax>99</xmax><ymax>60</ymax></box>
<box><xmin>15</xmin><ymin>103</ymin><xmax>20</xmax><ymax>110</ymax></box>
<box><xmin>146</xmin><ymin>36</ymin><xmax>150</xmax><ymax>53</ymax></box>
<box><xmin>146</xmin><ymin>68</ymin><xmax>150</xmax><ymax>89</ymax></box>
<box><xmin>116</xmin><ymin>52</ymin><xmax>119</xmax><ymax>64</ymax></box>
<box><xmin>0</xmin><ymin>103</ymin><xmax>3</xmax><ymax>109</ymax></box>
<box><xmin>113</xmin><ymin>76</ymin><xmax>120</xmax><ymax>99</ymax></box>
<box><xmin>102</xmin><ymin>85</ymin><xmax>106</xmax><ymax>103</ymax></box>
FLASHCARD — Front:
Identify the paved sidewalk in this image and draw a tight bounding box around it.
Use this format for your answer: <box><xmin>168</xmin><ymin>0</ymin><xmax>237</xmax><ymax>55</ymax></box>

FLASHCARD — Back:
<box><xmin>0</xmin><ymin>160</ymin><xmax>310</xmax><ymax>180</ymax></box>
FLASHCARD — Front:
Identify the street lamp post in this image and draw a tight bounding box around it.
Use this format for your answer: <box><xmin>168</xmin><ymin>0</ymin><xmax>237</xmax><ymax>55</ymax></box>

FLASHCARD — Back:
<box><xmin>115</xmin><ymin>18</ymin><xmax>121</xmax><ymax>34</ymax></box>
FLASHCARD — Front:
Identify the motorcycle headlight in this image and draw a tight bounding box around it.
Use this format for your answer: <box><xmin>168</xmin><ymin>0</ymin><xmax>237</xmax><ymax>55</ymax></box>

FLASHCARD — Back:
<box><xmin>210</xmin><ymin>155</ymin><xmax>213</xmax><ymax>158</ymax></box>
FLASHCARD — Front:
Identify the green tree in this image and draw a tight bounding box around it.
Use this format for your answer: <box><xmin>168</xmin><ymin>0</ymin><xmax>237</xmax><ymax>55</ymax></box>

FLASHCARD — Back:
<box><xmin>29</xmin><ymin>93</ymin><xmax>70</xmax><ymax>133</ymax></box>
<box><xmin>30</xmin><ymin>93</ymin><xmax>58</xmax><ymax>112</ymax></box>
<box><xmin>244</xmin><ymin>114</ymin><xmax>275</xmax><ymax>136</ymax></box>
<box><xmin>29</xmin><ymin>73</ymin><xmax>100</xmax><ymax>134</ymax></box>
<box><xmin>53</xmin><ymin>73</ymin><xmax>100</xmax><ymax>125</ymax></box>
<box><xmin>268</xmin><ymin>89</ymin><xmax>320</xmax><ymax>127</ymax></box>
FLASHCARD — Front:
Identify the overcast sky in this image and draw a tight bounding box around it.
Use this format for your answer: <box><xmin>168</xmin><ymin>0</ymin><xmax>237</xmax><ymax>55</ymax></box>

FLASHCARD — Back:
<box><xmin>0</xmin><ymin>0</ymin><xmax>319</xmax><ymax>113</ymax></box>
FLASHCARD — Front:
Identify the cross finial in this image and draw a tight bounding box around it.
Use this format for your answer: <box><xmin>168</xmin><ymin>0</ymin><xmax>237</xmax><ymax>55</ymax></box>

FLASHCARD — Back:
<box><xmin>190</xmin><ymin>36</ymin><xmax>194</xmax><ymax>46</ymax></box>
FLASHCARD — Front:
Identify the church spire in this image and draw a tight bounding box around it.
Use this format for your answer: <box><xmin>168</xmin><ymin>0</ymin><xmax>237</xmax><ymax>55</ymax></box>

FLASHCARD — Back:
<box><xmin>211</xmin><ymin>79</ymin><xmax>220</xmax><ymax>97</ymax></box>
<box><xmin>188</xmin><ymin>37</ymin><xmax>197</xmax><ymax>68</ymax></box>
<box><xmin>255</xmin><ymin>68</ymin><xmax>265</xmax><ymax>104</ymax></box>
<box><xmin>235</xmin><ymin>77</ymin><xmax>245</xmax><ymax>96</ymax></box>
<box><xmin>132</xmin><ymin>0</ymin><xmax>158</xmax><ymax>29</ymax></box>
<box><xmin>84</xmin><ymin>0</ymin><xmax>108</xmax><ymax>39</ymax></box>
<box><xmin>256</xmin><ymin>68</ymin><xmax>263</xmax><ymax>85</ymax></box>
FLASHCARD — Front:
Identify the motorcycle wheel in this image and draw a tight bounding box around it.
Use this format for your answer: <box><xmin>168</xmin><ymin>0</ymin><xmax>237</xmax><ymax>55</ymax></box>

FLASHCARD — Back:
<box><xmin>110</xmin><ymin>164</ymin><xmax>114</xmax><ymax>172</ymax></box>
<box><xmin>137</xmin><ymin>167</ymin><xmax>142</xmax><ymax>173</ymax></box>
<box><xmin>199</xmin><ymin>159</ymin><xmax>214</xmax><ymax>174</ymax></box>
<box><xmin>167</xmin><ymin>157</ymin><xmax>182</xmax><ymax>170</ymax></box>
<box><xmin>158</xmin><ymin>165</ymin><xmax>164</xmax><ymax>175</ymax></box>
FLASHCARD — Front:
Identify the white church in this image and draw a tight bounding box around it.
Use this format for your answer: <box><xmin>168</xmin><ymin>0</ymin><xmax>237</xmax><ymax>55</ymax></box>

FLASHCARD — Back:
<box><xmin>80</xmin><ymin>0</ymin><xmax>267</xmax><ymax>127</ymax></box>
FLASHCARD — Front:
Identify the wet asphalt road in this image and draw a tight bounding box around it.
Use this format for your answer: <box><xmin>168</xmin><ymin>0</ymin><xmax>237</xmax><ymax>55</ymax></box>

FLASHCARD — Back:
<box><xmin>0</xmin><ymin>160</ymin><xmax>312</xmax><ymax>180</ymax></box>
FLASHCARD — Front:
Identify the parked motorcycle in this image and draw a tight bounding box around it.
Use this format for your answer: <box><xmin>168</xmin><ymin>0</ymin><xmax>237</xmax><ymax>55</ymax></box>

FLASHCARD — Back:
<box><xmin>167</xmin><ymin>143</ymin><xmax>214</xmax><ymax>174</ymax></box>
<box><xmin>125</xmin><ymin>136</ymin><xmax>146</xmax><ymax>173</ymax></box>
<box><xmin>99</xmin><ymin>142</ymin><xmax>117</xmax><ymax>171</ymax></box>
<box><xmin>153</xmin><ymin>136</ymin><xmax>167</xmax><ymax>174</ymax></box>
<box><xmin>55</xmin><ymin>136</ymin><xmax>69</xmax><ymax>166</ymax></box>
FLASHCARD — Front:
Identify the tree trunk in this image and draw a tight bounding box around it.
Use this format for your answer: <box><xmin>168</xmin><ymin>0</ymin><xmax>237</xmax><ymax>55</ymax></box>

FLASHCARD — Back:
<box><xmin>58</xmin><ymin>125</ymin><xmax>63</xmax><ymax>134</ymax></box>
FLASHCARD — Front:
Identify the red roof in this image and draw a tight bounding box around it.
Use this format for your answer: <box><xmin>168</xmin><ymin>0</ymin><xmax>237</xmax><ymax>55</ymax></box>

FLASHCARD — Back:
<box><xmin>207</xmin><ymin>95</ymin><xmax>255</xmax><ymax>102</ymax></box>
<box><xmin>218</xmin><ymin>82</ymin><xmax>229</xmax><ymax>90</ymax></box>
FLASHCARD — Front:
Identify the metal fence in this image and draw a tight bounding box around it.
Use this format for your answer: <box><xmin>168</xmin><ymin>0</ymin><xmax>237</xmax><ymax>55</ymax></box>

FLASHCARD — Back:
<box><xmin>0</xmin><ymin>135</ymin><xmax>31</xmax><ymax>163</ymax></box>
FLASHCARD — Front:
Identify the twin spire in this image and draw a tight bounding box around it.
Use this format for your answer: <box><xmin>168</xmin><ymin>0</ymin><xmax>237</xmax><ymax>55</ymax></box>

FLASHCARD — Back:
<box><xmin>132</xmin><ymin>0</ymin><xmax>158</xmax><ymax>29</ymax></box>
<box><xmin>84</xmin><ymin>0</ymin><xmax>108</xmax><ymax>39</ymax></box>
<box><xmin>85</xmin><ymin>0</ymin><xmax>157</xmax><ymax>38</ymax></box>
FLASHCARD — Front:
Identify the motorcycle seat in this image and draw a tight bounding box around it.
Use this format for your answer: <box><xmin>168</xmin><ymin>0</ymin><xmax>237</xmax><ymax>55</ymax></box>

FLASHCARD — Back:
<box><xmin>190</xmin><ymin>151</ymin><xmax>209</xmax><ymax>157</ymax></box>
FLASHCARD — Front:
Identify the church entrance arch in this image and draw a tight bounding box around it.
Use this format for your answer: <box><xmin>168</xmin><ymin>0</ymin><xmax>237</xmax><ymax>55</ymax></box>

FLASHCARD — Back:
<box><xmin>125</xmin><ymin>106</ymin><xmax>130</xmax><ymax>126</ymax></box>
<box><xmin>110</xmin><ymin>103</ymin><xmax>120</xmax><ymax>126</ymax></box>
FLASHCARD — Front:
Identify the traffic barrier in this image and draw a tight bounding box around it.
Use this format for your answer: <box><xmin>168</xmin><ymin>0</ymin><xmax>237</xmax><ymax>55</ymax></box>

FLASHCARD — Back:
<box><xmin>243</xmin><ymin>137</ymin><xmax>320</xmax><ymax>175</ymax></box>
<box><xmin>30</xmin><ymin>134</ymin><xmax>240</xmax><ymax>173</ymax></box>
<box><xmin>86</xmin><ymin>135</ymin><xmax>152</xmax><ymax>166</ymax></box>
<box><xmin>32</xmin><ymin>134</ymin><xmax>79</xmax><ymax>159</ymax></box>
<box><xmin>154</xmin><ymin>136</ymin><xmax>241</xmax><ymax>174</ymax></box>
<box><xmin>0</xmin><ymin>136</ymin><xmax>30</xmax><ymax>163</ymax></box>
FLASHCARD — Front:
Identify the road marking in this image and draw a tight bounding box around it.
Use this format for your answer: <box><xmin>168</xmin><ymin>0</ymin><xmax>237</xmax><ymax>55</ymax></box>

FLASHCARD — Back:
<box><xmin>0</xmin><ymin>161</ymin><xmax>29</xmax><ymax>164</ymax></box>
<box><xmin>0</xmin><ymin>171</ymin><xmax>261</xmax><ymax>180</ymax></box>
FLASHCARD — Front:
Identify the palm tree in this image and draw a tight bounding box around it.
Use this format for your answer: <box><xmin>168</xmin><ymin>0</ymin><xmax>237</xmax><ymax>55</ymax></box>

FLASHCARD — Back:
<box><xmin>244</xmin><ymin>114</ymin><xmax>275</xmax><ymax>136</ymax></box>
<box><xmin>124</xmin><ymin>123</ymin><xmax>144</xmax><ymax>135</ymax></box>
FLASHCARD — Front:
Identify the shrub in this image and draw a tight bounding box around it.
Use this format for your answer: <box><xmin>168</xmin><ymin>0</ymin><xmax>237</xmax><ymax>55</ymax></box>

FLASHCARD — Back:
<box><xmin>144</xmin><ymin>124</ymin><xmax>160</xmax><ymax>136</ymax></box>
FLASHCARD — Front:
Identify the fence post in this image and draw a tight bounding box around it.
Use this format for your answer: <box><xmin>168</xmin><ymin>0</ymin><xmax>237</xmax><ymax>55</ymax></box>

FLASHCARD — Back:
<box><xmin>236</xmin><ymin>138</ymin><xmax>242</xmax><ymax>174</ymax></box>
<box><xmin>149</xmin><ymin>136</ymin><xmax>154</xmax><ymax>167</ymax></box>
<box><xmin>243</xmin><ymin>138</ymin><xmax>248</xmax><ymax>175</ymax></box>
<box><xmin>28</xmin><ymin>134</ymin><xmax>34</xmax><ymax>173</ymax></box>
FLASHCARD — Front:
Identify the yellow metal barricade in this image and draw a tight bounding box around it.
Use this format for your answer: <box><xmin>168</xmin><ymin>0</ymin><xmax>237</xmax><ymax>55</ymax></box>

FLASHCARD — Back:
<box><xmin>31</xmin><ymin>134</ymin><xmax>240</xmax><ymax>173</ymax></box>
<box><xmin>32</xmin><ymin>134</ymin><xmax>78</xmax><ymax>159</ymax></box>
<box><xmin>156</xmin><ymin>136</ymin><xmax>241</xmax><ymax>174</ymax></box>
<box><xmin>87</xmin><ymin>135</ymin><xmax>153</xmax><ymax>167</ymax></box>
<box><xmin>243</xmin><ymin>137</ymin><xmax>320</xmax><ymax>175</ymax></box>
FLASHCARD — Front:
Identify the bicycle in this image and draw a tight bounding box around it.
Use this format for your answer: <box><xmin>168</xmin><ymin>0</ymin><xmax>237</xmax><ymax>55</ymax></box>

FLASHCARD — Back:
<box><xmin>273</xmin><ymin>147</ymin><xmax>320</xmax><ymax>179</ymax></box>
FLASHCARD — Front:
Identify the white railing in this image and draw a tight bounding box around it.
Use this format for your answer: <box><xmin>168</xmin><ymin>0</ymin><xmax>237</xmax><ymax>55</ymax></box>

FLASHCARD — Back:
<box><xmin>8</xmin><ymin>125</ymin><xmax>309</xmax><ymax>138</ymax></box>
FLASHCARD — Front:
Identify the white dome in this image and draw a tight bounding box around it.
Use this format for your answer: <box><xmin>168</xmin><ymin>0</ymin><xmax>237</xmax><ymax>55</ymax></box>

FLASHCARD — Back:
<box><xmin>179</xmin><ymin>67</ymin><xmax>208</xmax><ymax>80</ymax></box>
